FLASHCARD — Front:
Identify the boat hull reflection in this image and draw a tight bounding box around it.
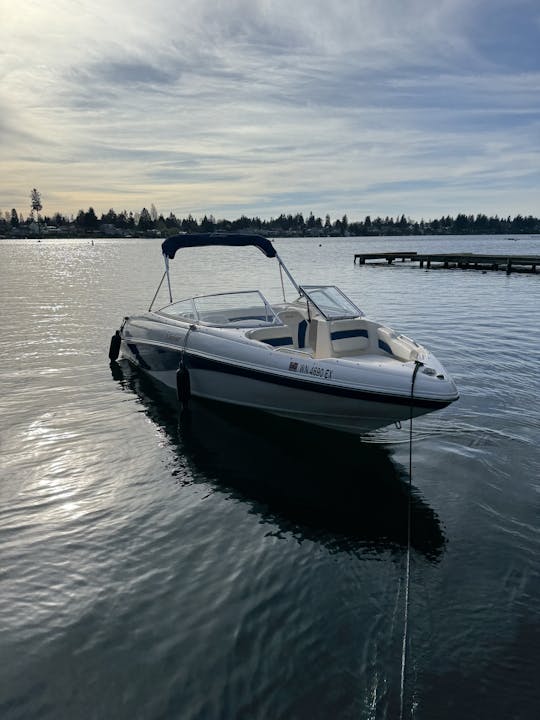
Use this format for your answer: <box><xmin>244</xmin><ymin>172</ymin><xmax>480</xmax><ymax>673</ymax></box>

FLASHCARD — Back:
<box><xmin>111</xmin><ymin>361</ymin><xmax>445</xmax><ymax>559</ymax></box>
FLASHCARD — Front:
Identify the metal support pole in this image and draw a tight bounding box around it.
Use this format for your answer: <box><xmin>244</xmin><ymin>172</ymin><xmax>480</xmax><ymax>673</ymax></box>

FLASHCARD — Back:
<box><xmin>165</xmin><ymin>255</ymin><xmax>173</xmax><ymax>302</ymax></box>
<box><xmin>275</xmin><ymin>253</ymin><xmax>300</xmax><ymax>293</ymax></box>
<box><xmin>148</xmin><ymin>271</ymin><xmax>167</xmax><ymax>311</ymax></box>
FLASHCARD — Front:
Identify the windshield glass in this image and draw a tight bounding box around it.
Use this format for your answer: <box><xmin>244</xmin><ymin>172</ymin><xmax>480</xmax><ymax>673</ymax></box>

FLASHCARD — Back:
<box><xmin>299</xmin><ymin>285</ymin><xmax>363</xmax><ymax>320</ymax></box>
<box><xmin>160</xmin><ymin>290</ymin><xmax>279</xmax><ymax>327</ymax></box>
<box><xmin>159</xmin><ymin>298</ymin><xmax>197</xmax><ymax>320</ymax></box>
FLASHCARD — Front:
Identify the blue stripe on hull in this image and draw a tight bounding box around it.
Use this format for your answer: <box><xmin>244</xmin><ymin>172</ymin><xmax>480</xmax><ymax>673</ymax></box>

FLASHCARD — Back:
<box><xmin>125</xmin><ymin>341</ymin><xmax>182</xmax><ymax>372</ymax></box>
<box><xmin>122</xmin><ymin>338</ymin><xmax>453</xmax><ymax>412</ymax></box>
<box><xmin>185</xmin><ymin>352</ymin><xmax>451</xmax><ymax>410</ymax></box>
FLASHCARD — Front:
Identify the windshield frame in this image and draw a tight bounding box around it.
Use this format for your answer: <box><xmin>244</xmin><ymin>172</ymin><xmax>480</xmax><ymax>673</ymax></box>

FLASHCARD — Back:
<box><xmin>158</xmin><ymin>289</ymin><xmax>281</xmax><ymax>327</ymax></box>
<box><xmin>299</xmin><ymin>285</ymin><xmax>364</xmax><ymax>320</ymax></box>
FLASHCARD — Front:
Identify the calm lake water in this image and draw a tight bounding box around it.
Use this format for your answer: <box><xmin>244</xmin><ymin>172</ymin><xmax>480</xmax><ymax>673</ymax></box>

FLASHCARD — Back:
<box><xmin>1</xmin><ymin>235</ymin><xmax>539</xmax><ymax>720</ymax></box>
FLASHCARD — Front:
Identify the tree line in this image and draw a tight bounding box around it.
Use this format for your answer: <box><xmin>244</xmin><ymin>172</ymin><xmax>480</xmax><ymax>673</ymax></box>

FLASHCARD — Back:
<box><xmin>2</xmin><ymin>204</ymin><xmax>539</xmax><ymax>237</ymax></box>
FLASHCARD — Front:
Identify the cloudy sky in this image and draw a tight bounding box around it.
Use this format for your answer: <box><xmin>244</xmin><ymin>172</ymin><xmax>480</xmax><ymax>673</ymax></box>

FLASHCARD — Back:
<box><xmin>3</xmin><ymin>0</ymin><xmax>540</xmax><ymax>221</ymax></box>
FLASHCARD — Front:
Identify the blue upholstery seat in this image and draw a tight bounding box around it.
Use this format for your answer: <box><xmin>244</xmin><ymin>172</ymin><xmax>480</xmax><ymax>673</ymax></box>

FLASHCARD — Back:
<box><xmin>329</xmin><ymin>320</ymin><xmax>370</xmax><ymax>355</ymax></box>
<box><xmin>276</xmin><ymin>310</ymin><xmax>310</xmax><ymax>350</ymax></box>
<box><xmin>262</xmin><ymin>335</ymin><xmax>294</xmax><ymax>347</ymax></box>
<box><xmin>297</xmin><ymin>319</ymin><xmax>308</xmax><ymax>348</ymax></box>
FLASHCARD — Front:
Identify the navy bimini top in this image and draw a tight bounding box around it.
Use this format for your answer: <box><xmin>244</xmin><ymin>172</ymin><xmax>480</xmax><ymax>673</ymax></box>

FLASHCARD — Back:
<box><xmin>161</xmin><ymin>233</ymin><xmax>276</xmax><ymax>260</ymax></box>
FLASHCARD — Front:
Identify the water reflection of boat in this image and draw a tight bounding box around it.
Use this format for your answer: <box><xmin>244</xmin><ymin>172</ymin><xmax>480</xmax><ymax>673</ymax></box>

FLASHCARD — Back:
<box><xmin>111</xmin><ymin>362</ymin><xmax>445</xmax><ymax>560</ymax></box>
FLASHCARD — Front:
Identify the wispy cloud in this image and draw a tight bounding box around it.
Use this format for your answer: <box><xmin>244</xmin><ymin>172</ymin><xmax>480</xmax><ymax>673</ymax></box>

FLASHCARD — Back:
<box><xmin>2</xmin><ymin>0</ymin><xmax>540</xmax><ymax>219</ymax></box>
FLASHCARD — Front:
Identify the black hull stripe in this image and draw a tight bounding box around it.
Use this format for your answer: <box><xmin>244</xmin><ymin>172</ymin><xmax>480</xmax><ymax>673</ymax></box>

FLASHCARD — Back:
<box><xmin>186</xmin><ymin>352</ymin><xmax>453</xmax><ymax>410</ymax></box>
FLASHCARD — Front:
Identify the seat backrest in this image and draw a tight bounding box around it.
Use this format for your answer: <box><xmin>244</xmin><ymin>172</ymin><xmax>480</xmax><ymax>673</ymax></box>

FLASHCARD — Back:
<box><xmin>329</xmin><ymin>319</ymin><xmax>370</xmax><ymax>355</ymax></box>
<box><xmin>247</xmin><ymin>325</ymin><xmax>294</xmax><ymax>347</ymax></box>
<box><xmin>277</xmin><ymin>310</ymin><xmax>309</xmax><ymax>349</ymax></box>
<box><xmin>310</xmin><ymin>318</ymin><xmax>333</xmax><ymax>358</ymax></box>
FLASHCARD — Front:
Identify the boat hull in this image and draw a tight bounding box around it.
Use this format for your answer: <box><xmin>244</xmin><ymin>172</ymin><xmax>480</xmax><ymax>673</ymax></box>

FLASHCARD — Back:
<box><xmin>120</xmin><ymin>335</ymin><xmax>455</xmax><ymax>434</ymax></box>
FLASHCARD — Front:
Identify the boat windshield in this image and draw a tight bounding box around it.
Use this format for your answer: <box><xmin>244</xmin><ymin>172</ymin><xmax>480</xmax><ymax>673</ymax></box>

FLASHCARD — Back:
<box><xmin>159</xmin><ymin>290</ymin><xmax>280</xmax><ymax>327</ymax></box>
<box><xmin>299</xmin><ymin>285</ymin><xmax>363</xmax><ymax>320</ymax></box>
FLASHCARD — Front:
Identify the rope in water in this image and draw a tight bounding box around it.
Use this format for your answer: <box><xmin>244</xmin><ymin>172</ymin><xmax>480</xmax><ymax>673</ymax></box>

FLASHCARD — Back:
<box><xmin>399</xmin><ymin>360</ymin><xmax>423</xmax><ymax>720</ymax></box>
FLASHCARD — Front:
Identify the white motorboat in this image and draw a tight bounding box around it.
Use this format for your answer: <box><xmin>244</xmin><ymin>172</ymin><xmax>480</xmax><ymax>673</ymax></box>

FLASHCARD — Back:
<box><xmin>109</xmin><ymin>233</ymin><xmax>458</xmax><ymax>434</ymax></box>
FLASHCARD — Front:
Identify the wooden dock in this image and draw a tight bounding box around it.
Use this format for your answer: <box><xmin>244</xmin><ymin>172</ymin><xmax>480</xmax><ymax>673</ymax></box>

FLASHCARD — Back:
<box><xmin>353</xmin><ymin>252</ymin><xmax>539</xmax><ymax>274</ymax></box>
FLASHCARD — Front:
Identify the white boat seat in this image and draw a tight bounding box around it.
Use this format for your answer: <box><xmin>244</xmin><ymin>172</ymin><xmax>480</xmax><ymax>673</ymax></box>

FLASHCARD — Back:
<box><xmin>247</xmin><ymin>325</ymin><xmax>294</xmax><ymax>347</ymax></box>
<box><xmin>377</xmin><ymin>327</ymin><xmax>415</xmax><ymax>361</ymax></box>
<box><xmin>329</xmin><ymin>319</ymin><xmax>369</xmax><ymax>355</ymax></box>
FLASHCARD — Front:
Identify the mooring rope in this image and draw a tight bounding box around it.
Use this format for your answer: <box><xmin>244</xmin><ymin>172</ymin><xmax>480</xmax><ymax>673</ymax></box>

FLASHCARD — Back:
<box><xmin>399</xmin><ymin>360</ymin><xmax>423</xmax><ymax>720</ymax></box>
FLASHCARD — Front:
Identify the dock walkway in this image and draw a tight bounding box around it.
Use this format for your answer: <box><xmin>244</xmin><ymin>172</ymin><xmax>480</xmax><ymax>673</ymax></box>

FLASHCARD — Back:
<box><xmin>353</xmin><ymin>252</ymin><xmax>539</xmax><ymax>274</ymax></box>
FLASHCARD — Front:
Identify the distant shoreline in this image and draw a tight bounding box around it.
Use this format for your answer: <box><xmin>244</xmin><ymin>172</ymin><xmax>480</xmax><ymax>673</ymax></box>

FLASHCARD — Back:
<box><xmin>2</xmin><ymin>208</ymin><xmax>539</xmax><ymax>239</ymax></box>
<box><xmin>1</xmin><ymin>229</ymin><xmax>539</xmax><ymax>240</ymax></box>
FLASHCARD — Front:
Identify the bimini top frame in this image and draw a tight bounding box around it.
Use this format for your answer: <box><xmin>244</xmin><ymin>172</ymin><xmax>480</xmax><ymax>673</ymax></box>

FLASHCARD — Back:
<box><xmin>149</xmin><ymin>232</ymin><xmax>300</xmax><ymax>310</ymax></box>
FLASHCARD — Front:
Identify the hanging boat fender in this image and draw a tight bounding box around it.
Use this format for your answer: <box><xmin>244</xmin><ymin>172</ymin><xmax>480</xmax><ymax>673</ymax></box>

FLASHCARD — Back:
<box><xmin>176</xmin><ymin>324</ymin><xmax>196</xmax><ymax>404</ymax></box>
<box><xmin>108</xmin><ymin>330</ymin><xmax>121</xmax><ymax>361</ymax></box>
<box><xmin>176</xmin><ymin>363</ymin><xmax>190</xmax><ymax>404</ymax></box>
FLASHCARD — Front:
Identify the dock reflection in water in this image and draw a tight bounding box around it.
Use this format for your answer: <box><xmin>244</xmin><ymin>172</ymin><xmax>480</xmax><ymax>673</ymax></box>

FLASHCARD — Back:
<box><xmin>111</xmin><ymin>361</ymin><xmax>445</xmax><ymax>560</ymax></box>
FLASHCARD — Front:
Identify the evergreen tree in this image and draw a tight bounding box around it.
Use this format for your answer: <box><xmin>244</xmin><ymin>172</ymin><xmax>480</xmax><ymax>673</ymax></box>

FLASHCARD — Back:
<box><xmin>30</xmin><ymin>188</ymin><xmax>42</xmax><ymax>221</ymax></box>
<box><xmin>116</xmin><ymin>211</ymin><xmax>128</xmax><ymax>229</ymax></box>
<box><xmin>138</xmin><ymin>207</ymin><xmax>153</xmax><ymax>230</ymax></box>
<box><xmin>102</xmin><ymin>208</ymin><xmax>118</xmax><ymax>225</ymax></box>
<box><xmin>165</xmin><ymin>212</ymin><xmax>178</xmax><ymax>228</ymax></box>
<box><xmin>181</xmin><ymin>214</ymin><xmax>198</xmax><ymax>232</ymax></box>
<box><xmin>200</xmin><ymin>215</ymin><xmax>215</xmax><ymax>232</ymax></box>
<box><xmin>82</xmin><ymin>207</ymin><xmax>99</xmax><ymax>229</ymax></box>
